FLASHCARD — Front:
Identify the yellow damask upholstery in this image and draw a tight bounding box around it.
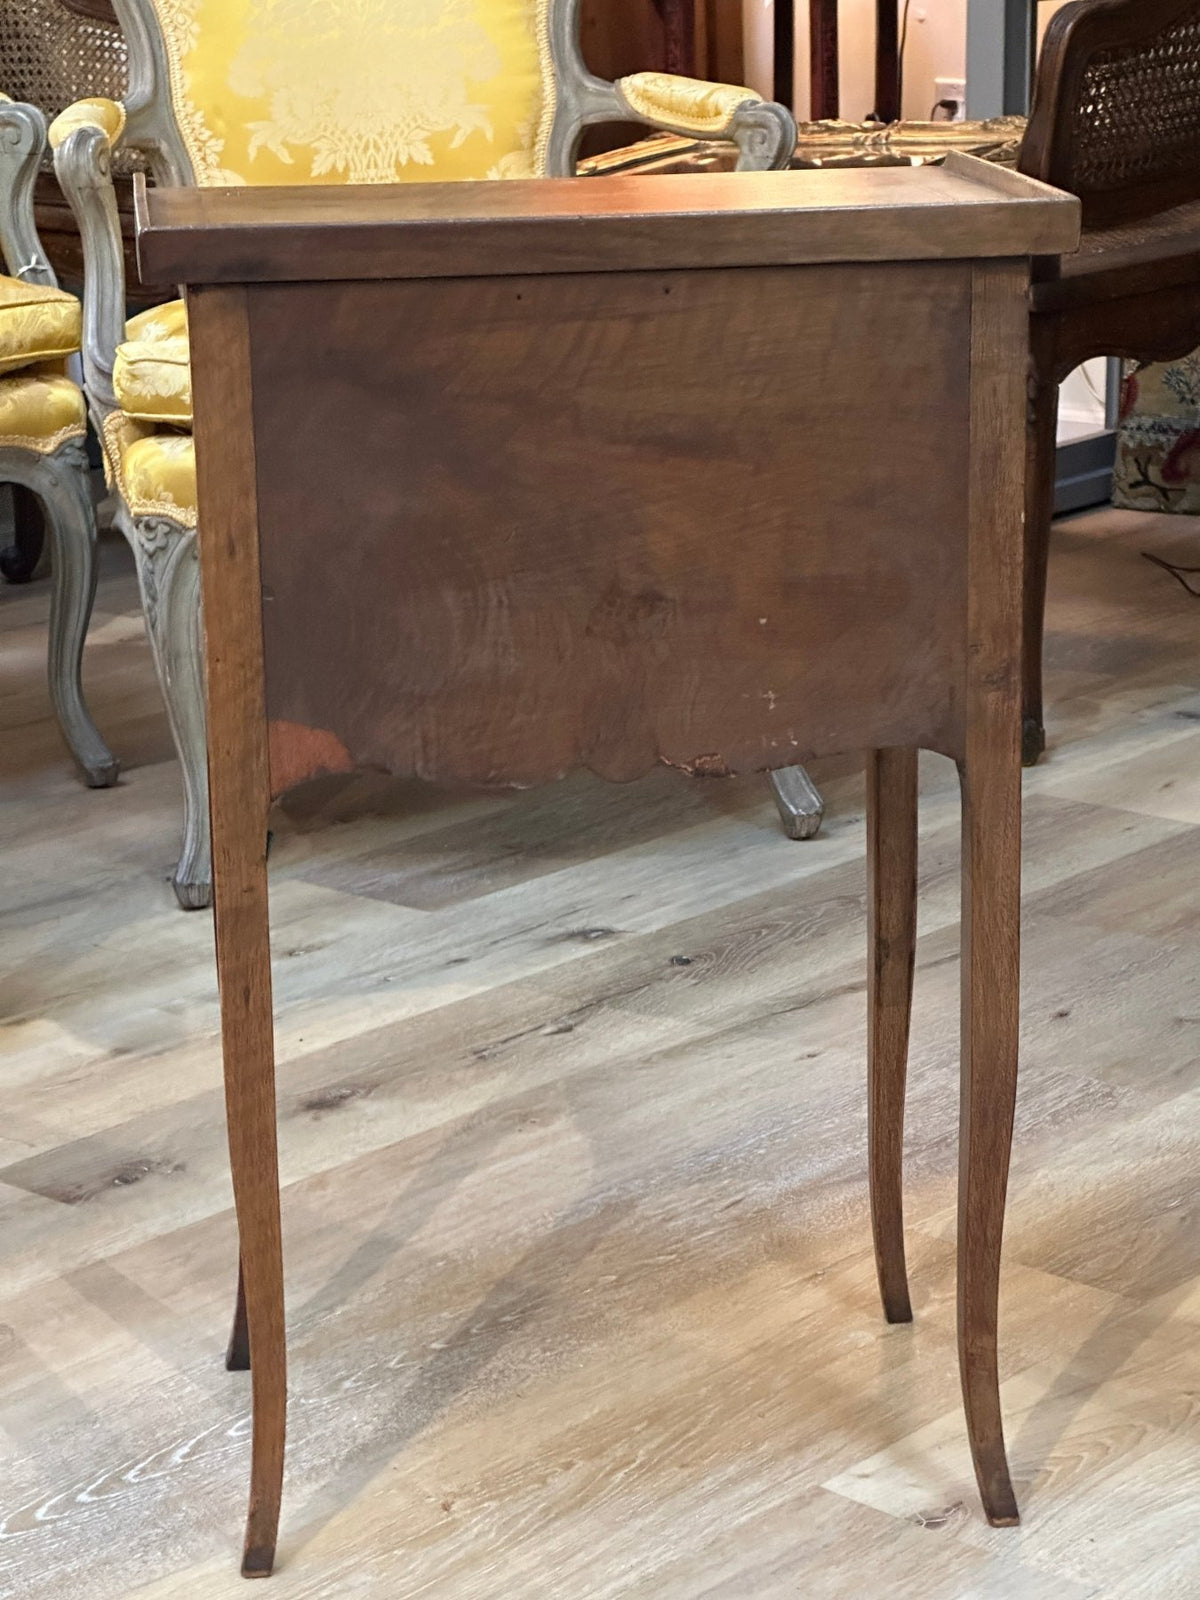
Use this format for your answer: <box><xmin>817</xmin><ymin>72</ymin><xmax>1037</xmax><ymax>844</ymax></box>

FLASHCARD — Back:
<box><xmin>115</xmin><ymin>300</ymin><xmax>192</xmax><ymax>424</ymax></box>
<box><xmin>47</xmin><ymin>96</ymin><xmax>128</xmax><ymax>152</ymax></box>
<box><xmin>0</xmin><ymin>368</ymin><xmax>87</xmax><ymax>452</ymax></box>
<box><xmin>0</xmin><ymin>276</ymin><xmax>83</xmax><ymax>377</ymax></box>
<box><xmin>616</xmin><ymin>72</ymin><xmax>760</xmax><ymax>135</ymax></box>
<box><xmin>102</xmin><ymin>412</ymin><xmax>197</xmax><ymax>526</ymax></box>
<box><xmin>142</xmin><ymin>0</ymin><xmax>555</xmax><ymax>185</ymax></box>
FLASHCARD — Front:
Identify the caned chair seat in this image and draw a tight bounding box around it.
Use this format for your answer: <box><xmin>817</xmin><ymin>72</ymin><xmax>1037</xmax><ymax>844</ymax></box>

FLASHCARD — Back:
<box><xmin>0</xmin><ymin>365</ymin><xmax>85</xmax><ymax>447</ymax></box>
<box><xmin>0</xmin><ymin>273</ymin><xmax>81</xmax><ymax>375</ymax></box>
<box><xmin>114</xmin><ymin>298</ymin><xmax>190</xmax><ymax>424</ymax></box>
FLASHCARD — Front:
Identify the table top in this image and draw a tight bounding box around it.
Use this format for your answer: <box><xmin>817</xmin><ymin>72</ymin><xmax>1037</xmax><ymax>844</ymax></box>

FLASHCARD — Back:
<box><xmin>134</xmin><ymin>153</ymin><xmax>1080</xmax><ymax>286</ymax></box>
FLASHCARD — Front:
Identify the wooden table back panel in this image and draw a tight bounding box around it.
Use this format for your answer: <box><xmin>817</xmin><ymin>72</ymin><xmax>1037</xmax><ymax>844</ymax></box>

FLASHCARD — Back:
<box><xmin>248</xmin><ymin>262</ymin><xmax>971</xmax><ymax>796</ymax></box>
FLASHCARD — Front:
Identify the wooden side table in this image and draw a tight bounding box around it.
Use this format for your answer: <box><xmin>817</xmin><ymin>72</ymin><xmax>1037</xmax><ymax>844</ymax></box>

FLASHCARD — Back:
<box><xmin>135</xmin><ymin>157</ymin><xmax>1079</xmax><ymax>1577</ymax></box>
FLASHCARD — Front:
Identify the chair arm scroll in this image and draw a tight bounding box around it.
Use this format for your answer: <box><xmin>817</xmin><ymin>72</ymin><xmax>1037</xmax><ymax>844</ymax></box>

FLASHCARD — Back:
<box><xmin>50</xmin><ymin>98</ymin><xmax>129</xmax><ymax>415</ymax></box>
<box><xmin>0</xmin><ymin>95</ymin><xmax>54</xmax><ymax>289</ymax></box>
<box><xmin>613</xmin><ymin>72</ymin><xmax>796</xmax><ymax>172</ymax></box>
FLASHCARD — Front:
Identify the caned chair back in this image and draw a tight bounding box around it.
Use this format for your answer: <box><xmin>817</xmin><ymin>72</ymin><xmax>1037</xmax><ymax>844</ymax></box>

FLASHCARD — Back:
<box><xmin>1020</xmin><ymin>0</ymin><xmax>1200</xmax><ymax>229</ymax></box>
<box><xmin>0</xmin><ymin>1</ymin><xmax>127</xmax><ymax>127</ymax></box>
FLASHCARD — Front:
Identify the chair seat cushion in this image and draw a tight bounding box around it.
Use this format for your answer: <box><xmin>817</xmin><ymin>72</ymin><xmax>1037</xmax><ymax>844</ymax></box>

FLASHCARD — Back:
<box><xmin>114</xmin><ymin>299</ymin><xmax>192</xmax><ymax>425</ymax></box>
<box><xmin>104</xmin><ymin>411</ymin><xmax>197</xmax><ymax>525</ymax></box>
<box><xmin>0</xmin><ymin>276</ymin><xmax>83</xmax><ymax>377</ymax></box>
<box><xmin>0</xmin><ymin>368</ymin><xmax>86</xmax><ymax>451</ymax></box>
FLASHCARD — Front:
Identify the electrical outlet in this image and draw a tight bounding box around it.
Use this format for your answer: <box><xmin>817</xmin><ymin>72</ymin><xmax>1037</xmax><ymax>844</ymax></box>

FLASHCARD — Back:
<box><xmin>935</xmin><ymin>75</ymin><xmax>968</xmax><ymax>122</ymax></box>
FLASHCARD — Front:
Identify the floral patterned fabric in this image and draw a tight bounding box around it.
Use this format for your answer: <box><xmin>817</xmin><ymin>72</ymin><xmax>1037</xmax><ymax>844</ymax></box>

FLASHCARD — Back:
<box><xmin>46</xmin><ymin>96</ymin><xmax>127</xmax><ymax>153</ymax></box>
<box><xmin>0</xmin><ymin>275</ymin><xmax>82</xmax><ymax>377</ymax></box>
<box><xmin>1113</xmin><ymin>353</ymin><xmax>1200</xmax><ymax>514</ymax></box>
<box><xmin>146</xmin><ymin>0</ymin><xmax>555</xmax><ymax>185</ymax></box>
<box><xmin>114</xmin><ymin>299</ymin><xmax>192</xmax><ymax>424</ymax></box>
<box><xmin>0</xmin><ymin>367</ymin><xmax>87</xmax><ymax>452</ymax></box>
<box><xmin>102</xmin><ymin>411</ymin><xmax>196</xmax><ymax>526</ymax></box>
<box><xmin>616</xmin><ymin>74</ymin><xmax>759</xmax><ymax>135</ymax></box>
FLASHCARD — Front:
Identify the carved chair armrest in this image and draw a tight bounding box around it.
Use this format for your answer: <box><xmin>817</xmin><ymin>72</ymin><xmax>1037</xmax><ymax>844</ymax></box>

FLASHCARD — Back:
<box><xmin>0</xmin><ymin>95</ymin><xmax>56</xmax><ymax>289</ymax></box>
<box><xmin>612</xmin><ymin>72</ymin><xmax>796</xmax><ymax>172</ymax></box>
<box><xmin>50</xmin><ymin>98</ymin><xmax>130</xmax><ymax>415</ymax></box>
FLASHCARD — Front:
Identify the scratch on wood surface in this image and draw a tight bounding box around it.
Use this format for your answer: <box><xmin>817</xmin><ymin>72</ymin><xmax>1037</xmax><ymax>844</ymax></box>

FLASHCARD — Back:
<box><xmin>660</xmin><ymin>753</ymin><xmax>735</xmax><ymax>778</ymax></box>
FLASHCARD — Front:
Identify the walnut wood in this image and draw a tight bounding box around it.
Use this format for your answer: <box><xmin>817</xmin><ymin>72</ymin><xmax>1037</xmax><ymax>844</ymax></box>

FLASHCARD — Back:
<box><xmin>158</xmin><ymin>167</ymin><xmax>1077</xmax><ymax>1564</ymax></box>
<box><xmin>866</xmin><ymin>746</ymin><xmax>917</xmax><ymax>1326</ymax></box>
<box><xmin>809</xmin><ymin>0</ymin><xmax>839</xmax><ymax>119</ymax></box>
<box><xmin>251</xmin><ymin>262</ymin><xmax>972</xmax><ymax>794</ymax></box>
<box><xmin>773</xmin><ymin>0</ymin><xmax>794</xmax><ymax>107</ymax></box>
<box><xmin>873</xmin><ymin>0</ymin><xmax>901</xmax><ymax>123</ymax></box>
<box><xmin>188</xmin><ymin>284</ymin><xmax>286</xmax><ymax>1579</ymax></box>
<box><xmin>958</xmin><ymin>260</ymin><xmax>1027</xmax><ymax>1528</ymax></box>
<box><xmin>226</xmin><ymin>1257</ymin><xmax>251</xmax><ymax>1372</ymax></box>
<box><xmin>703</xmin><ymin>0</ymin><xmax>744</xmax><ymax>85</ymax></box>
<box><xmin>654</xmin><ymin>0</ymin><xmax>695</xmax><ymax>75</ymax></box>
<box><xmin>1022</xmin><ymin>364</ymin><xmax>1060</xmax><ymax>767</ymax></box>
<box><xmin>58</xmin><ymin>0</ymin><xmax>116</xmax><ymax>18</ymax></box>
<box><xmin>133</xmin><ymin>162</ymin><xmax>1081</xmax><ymax>287</ymax></box>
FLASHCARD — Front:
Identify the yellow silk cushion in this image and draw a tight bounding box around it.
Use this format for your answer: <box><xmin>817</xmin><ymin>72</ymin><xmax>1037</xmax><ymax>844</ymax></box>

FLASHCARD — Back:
<box><xmin>47</xmin><ymin>95</ymin><xmax>128</xmax><ymax>151</ymax></box>
<box><xmin>0</xmin><ymin>276</ymin><xmax>82</xmax><ymax>377</ymax></box>
<box><xmin>0</xmin><ymin>368</ymin><xmax>87</xmax><ymax>451</ymax></box>
<box><xmin>148</xmin><ymin>0</ymin><xmax>555</xmax><ymax>186</ymax></box>
<box><xmin>114</xmin><ymin>300</ymin><xmax>192</xmax><ymax>425</ymax></box>
<box><xmin>103</xmin><ymin>412</ymin><xmax>197</xmax><ymax>526</ymax></box>
<box><xmin>617</xmin><ymin>73</ymin><xmax>759</xmax><ymax>135</ymax></box>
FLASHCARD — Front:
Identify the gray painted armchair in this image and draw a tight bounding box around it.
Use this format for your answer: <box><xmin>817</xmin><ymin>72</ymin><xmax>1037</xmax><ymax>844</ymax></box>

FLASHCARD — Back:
<box><xmin>53</xmin><ymin>0</ymin><xmax>817</xmax><ymax>908</ymax></box>
<box><xmin>0</xmin><ymin>91</ymin><xmax>116</xmax><ymax>786</ymax></box>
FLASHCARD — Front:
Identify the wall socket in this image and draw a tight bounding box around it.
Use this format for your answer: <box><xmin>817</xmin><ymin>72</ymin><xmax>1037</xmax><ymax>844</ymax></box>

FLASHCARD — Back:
<box><xmin>934</xmin><ymin>75</ymin><xmax>968</xmax><ymax>122</ymax></box>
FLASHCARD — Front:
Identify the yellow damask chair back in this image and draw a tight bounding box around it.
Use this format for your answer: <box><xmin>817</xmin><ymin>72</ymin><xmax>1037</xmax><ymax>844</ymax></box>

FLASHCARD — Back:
<box><xmin>106</xmin><ymin>0</ymin><xmax>794</xmax><ymax>187</ymax></box>
<box><xmin>49</xmin><ymin>0</ymin><xmax>802</xmax><ymax>909</ymax></box>
<box><xmin>140</xmin><ymin>0</ymin><xmax>557</xmax><ymax>184</ymax></box>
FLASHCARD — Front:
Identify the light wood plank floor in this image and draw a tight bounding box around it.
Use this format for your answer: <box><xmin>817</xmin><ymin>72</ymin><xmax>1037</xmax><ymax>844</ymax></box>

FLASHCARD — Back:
<box><xmin>4</xmin><ymin>508</ymin><xmax>1200</xmax><ymax>1598</ymax></box>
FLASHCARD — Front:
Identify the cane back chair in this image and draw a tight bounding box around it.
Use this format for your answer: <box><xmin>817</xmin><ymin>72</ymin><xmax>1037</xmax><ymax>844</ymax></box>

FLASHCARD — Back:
<box><xmin>0</xmin><ymin>92</ymin><xmax>116</xmax><ymax>786</ymax></box>
<box><xmin>1019</xmin><ymin>0</ymin><xmax>1200</xmax><ymax>764</ymax></box>
<box><xmin>50</xmin><ymin>0</ymin><xmax>807</xmax><ymax>910</ymax></box>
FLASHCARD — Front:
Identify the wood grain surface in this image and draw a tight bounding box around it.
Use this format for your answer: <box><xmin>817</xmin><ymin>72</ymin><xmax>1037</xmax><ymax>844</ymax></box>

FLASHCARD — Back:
<box><xmin>4</xmin><ymin>504</ymin><xmax>1200</xmax><ymax>1595</ymax></box>
<box><xmin>252</xmin><ymin>262</ymin><xmax>972</xmax><ymax>796</ymax></box>
<box><xmin>189</xmin><ymin>287</ymin><xmax>287</xmax><ymax>1577</ymax></box>
<box><xmin>133</xmin><ymin>160</ymin><xmax>1080</xmax><ymax>286</ymax></box>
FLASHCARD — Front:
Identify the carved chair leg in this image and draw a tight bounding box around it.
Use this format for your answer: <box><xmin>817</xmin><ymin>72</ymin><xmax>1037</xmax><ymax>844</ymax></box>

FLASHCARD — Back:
<box><xmin>867</xmin><ymin>746</ymin><xmax>917</xmax><ymax>1324</ymax></box>
<box><xmin>43</xmin><ymin>445</ymin><xmax>120</xmax><ymax>787</ymax></box>
<box><xmin>957</xmin><ymin>748</ymin><xmax>1020</xmax><ymax>1527</ymax></box>
<box><xmin>1</xmin><ymin>442</ymin><xmax>119</xmax><ymax>786</ymax></box>
<box><xmin>1023</xmin><ymin>370</ymin><xmax>1059</xmax><ymax>767</ymax></box>
<box><xmin>770</xmin><ymin>764</ymin><xmax>825</xmax><ymax>839</ymax></box>
<box><xmin>123</xmin><ymin>512</ymin><xmax>212</xmax><ymax>908</ymax></box>
<box><xmin>0</xmin><ymin>483</ymin><xmax>47</xmax><ymax>583</ymax></box>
